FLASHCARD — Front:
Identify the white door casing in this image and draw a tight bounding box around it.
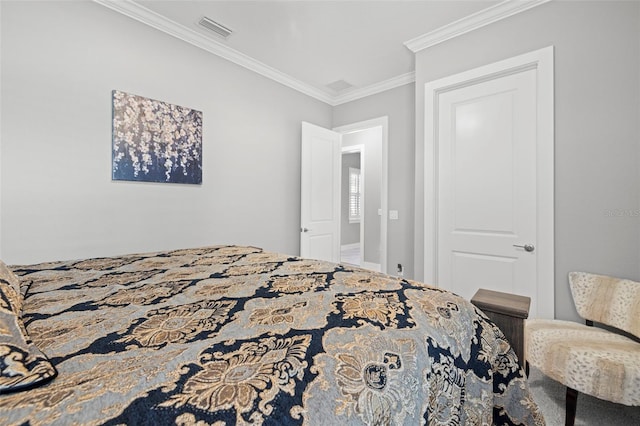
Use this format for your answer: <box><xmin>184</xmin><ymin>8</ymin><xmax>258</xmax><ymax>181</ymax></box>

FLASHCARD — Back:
<box><xmin>300</xmin><ymin>122</ymin><xmax>342</xmax><ymax>263</ymax></box>
<box><xmin>424</xmin><ymin>46</ymin><xmax>554</xmax><ymax>319</ymax></box>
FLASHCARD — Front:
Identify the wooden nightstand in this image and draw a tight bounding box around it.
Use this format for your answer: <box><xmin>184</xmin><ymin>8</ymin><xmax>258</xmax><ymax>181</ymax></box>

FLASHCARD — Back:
<box><xmin>471</xmin><ymin>288</ymin><xmax>531</xmax><ymax>368</ymax></box>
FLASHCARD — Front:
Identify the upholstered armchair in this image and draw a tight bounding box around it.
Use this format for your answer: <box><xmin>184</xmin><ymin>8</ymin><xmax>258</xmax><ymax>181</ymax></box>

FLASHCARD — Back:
<box><xmin>525</xmin><ymin>272</ymin><xmax>640</xmax><ymax>426</ymax></box>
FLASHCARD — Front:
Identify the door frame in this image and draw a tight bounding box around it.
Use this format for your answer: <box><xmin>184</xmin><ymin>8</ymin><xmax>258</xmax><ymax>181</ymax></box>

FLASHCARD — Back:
<box><xmin>424</xmin><ymin>46</ymin><xmax>554</xmax><ymax>319</ymax></box>
<box><xmin>341</xmin><ymin>145</ymin><xmax>366</xmax><ymax>268</ymax></box>
<box><xmin>334</xmin><ymin>116</ymin><xmax>388</xmax><ymax>274</ymax></box>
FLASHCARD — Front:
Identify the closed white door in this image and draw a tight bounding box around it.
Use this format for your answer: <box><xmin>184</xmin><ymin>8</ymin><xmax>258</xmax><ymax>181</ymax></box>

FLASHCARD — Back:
<box><xmin>300</xmin><ymin>122</ymin><xmax>341</xmax><ymax>262</ymax></box>
<box><xmin>426</xmin><ymin>47</ymin><xmax>554</xmax><ymax>319</ymax></box>
<box><xmin>438</xmin><ymin>69</ymin><xmax>537</xmax><ymax>309</ymax></box>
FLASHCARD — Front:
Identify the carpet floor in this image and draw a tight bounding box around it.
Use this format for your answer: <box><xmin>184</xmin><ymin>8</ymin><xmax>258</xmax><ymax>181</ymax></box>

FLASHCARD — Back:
<box><xmin>527</xmin><ymin>366</ymin><xmax>640</xmax><ymax>425</ymax></box>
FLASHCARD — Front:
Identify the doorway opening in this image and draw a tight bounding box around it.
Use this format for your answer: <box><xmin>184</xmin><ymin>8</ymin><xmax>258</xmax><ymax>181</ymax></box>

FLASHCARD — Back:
<box><xmin>340</xmin><ymin>146</ymin><xmax>364</xmax><ymax>268</ymax></box>
<box><xmin>334</xmin><ymin>117</ymin><xmax>388</xmax><ymax>273</ymax></box>
<box><xmin>299</xmin><ymin>118</ymin><xmax>387</xmax><ymax>273</ymax></box>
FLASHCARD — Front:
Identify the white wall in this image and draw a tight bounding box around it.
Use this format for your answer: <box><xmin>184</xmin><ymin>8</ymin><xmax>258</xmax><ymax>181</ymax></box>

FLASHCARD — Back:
<box><xmin>0</xmin><ymin>1</ymin><xmax>332</xmax><ymax>264</ymax></box>
<box><xmin>333</xmin><ymin>84</ymin><xmax>415</xmax><ymax>277</ymax></box>
<box><xmin>413</xmin><ymin>1</ymin><xmax>640</xmax><ymax>321</ymax></box>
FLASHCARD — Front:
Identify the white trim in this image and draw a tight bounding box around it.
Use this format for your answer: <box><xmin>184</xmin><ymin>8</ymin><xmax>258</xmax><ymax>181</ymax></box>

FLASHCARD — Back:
<box><xmin>362</xmin><ymin>262</ymin><xmax>381</xmax><ymax>273</ymax></box>
<box><xmin>94</xmin><ymin>0</ymin><xmax>548</xmax><ymax>105</ymax></box>
<box><xmin>96</xmin><ymin>0</ymin><xmax>545</xmax><ymax>106</ymax></box>
<box><xmin>340</xmin><ymin>243</ymin><xmax>360</xmax><ymax>251</ymax></box>
<box><xmin>94</xmin><ymin>0</ymin><xmax>334</xmax><ymax>104</ymax></box>
<box><xmin>334</xmin><ymin>117</ymin><xmax>388</xmax><ymax>274</ymax></box>
<box><xmin>333</xmin><ymin>72</ymin><xmax>416</xmax><ymax>106</ymax></box>
<box><xmin>93</xmin><ymin>0</ymin><xmax>416</xmax><ymax>106</ymax></box>
<box><xmin>404</xmin><ymin>0</ymin><xmax>551</xmax><ymax>53</ymax></box>
<box><xmin>342</xmin><ymin>145</ymin><xmax>365</xmax><ymax>153</ymax></box>
<box><xmin>424</xmin><ymin>46</ymin><xmax>554</xmax><ymax>319</ymax></box>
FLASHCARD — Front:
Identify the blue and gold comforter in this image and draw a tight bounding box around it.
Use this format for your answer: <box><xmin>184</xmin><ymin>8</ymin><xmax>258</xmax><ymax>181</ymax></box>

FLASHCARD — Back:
<box><xmin>1</xmin><ymin>245</ymin><xmax>544</xmax><ymax>425</ymax></box>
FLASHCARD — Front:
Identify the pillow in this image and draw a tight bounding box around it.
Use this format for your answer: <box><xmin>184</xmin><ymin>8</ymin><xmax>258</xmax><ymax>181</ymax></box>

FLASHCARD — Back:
<box><xmin>0</xmin><ymin>268</ymin><xmax>57</xmax><ymax>394</ymax></box>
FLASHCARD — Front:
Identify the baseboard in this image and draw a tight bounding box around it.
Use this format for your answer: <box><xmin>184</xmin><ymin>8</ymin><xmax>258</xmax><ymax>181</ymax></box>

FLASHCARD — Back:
<box><xmin>340</xmin><ymin>243</ymin><xmax>360</xmax><ymax>250</ymax></box>
<box><xmin>362</xmin><ymin>261</ymin><xmax>381</xmax><ymax>272</ymax></box>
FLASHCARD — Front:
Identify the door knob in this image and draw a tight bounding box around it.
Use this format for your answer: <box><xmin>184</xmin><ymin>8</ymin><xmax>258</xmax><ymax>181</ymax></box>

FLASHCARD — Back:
<box><xmin>513</xmin><ymin>244</ymin><xmax>535</xmax><ymax>252</ymax></box>
<box><xmin>301</xmin><ymin>228</ymin><xmax>309</xmax><ymax>233</ymax></box>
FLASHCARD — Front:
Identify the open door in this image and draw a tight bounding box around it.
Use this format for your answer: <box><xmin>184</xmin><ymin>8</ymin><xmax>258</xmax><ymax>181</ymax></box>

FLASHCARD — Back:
<box><xmin>300</xmin><ymin>122</ymin><xmax>342</xmax><ymax>262</ymax></box>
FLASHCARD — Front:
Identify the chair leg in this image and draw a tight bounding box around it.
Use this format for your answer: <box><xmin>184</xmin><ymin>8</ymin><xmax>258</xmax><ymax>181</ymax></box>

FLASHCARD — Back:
<box><xmin>565</xmin><ymin>387</ymin><xmax>578</xmax><ymax>426</ymax></box>
<box><xmin>525</xmin><ymin>361</ymin><xmax>530</xmax><ymax>377</ymax></box>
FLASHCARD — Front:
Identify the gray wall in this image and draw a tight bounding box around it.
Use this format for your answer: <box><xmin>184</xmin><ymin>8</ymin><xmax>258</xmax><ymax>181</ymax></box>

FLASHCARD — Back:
<box><xmin>413</xmin><ymin>1</ymin><xmax>640</xmax><ymax>321</ymax></box>
<box><xmin>333</xmin><ymin>84</ymin><xmax>415</xmax><ymax>277</ymax></box>
<box><xmin>3</xmin><ymin>1</ymin><xmax>637</xmax><ymax>324</ymax></box>
<box><xmin>341</xmin><ymin>152</ymin><xmax>360</xmax><ymax>246</ymax></box>
<box><xmin>342</xmin><ymin>129</ymin><xmax>381</xmax><ymax>265</ymax></box>
<box><xmin>0</xmin><ymin>1</ymin><xmax>332</xmax><ymax>264</ymax></box>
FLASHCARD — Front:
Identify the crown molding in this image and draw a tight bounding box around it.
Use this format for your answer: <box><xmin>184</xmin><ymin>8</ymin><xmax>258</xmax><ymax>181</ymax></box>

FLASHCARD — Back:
<box><xmin>332</xmin><ymin>72</ymin><xmax>416</xmax><ymax>106</ymax></box>
<box><xmin>404</xmin><ymin>0</ymin><xmax>552</xmax><ymax>53</ymax></box>
<box><xmin>93</xmin><ymin>0</ymin><xmax>335</xmax><ymax>104</ymax></box>
<box><xmin>94</xmin><ymin>0</ymin><xmax>547</xmax><ymax>106</ymax></box>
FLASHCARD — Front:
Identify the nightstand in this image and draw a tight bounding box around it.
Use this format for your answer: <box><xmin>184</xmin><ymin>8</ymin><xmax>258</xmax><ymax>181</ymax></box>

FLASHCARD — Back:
<box><xmin>471</xmin><ymin>288</ymin><xmax>531</xmax><ymax>368</ymax></box>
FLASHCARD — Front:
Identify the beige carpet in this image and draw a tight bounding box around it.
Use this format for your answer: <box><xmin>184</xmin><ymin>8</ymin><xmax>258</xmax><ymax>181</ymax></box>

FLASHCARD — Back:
<box><xmin>527</xmin><ymin>366</ymin><xmax>640</xmax><ymax>425</ymax></box>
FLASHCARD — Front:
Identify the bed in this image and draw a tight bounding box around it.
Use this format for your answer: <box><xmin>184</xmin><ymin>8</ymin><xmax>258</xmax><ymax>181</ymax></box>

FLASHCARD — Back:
<box><xmin>1</xmin><ymin>245</ymin><xmax>544</xmax><ymax>425</ymax></box>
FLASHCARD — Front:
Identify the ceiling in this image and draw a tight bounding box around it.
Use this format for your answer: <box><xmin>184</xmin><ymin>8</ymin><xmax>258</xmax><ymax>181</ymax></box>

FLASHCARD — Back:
<box><xmin>98</xmin><ymin>1</ymin><xmax>526</xmax><ymax>104</ymax></box>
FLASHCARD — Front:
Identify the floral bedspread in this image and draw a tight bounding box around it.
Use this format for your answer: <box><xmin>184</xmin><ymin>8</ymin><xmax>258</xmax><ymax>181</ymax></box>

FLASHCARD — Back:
<box><xmin>1</xmin><ymin>245</ymin><xmax>544</xmax><ymax>425</ymax></box>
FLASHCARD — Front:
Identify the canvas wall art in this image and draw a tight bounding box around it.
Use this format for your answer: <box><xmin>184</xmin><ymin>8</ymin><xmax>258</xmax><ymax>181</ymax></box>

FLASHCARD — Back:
<box><xmin>112</xmin><ymin>90</ymin><xmax>203</xmax><ymax>184</ymax></box>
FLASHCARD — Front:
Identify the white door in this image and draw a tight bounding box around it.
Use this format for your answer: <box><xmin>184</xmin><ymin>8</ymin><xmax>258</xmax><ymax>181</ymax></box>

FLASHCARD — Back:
<box><xmin>425</xmin><ymin>47</ymin><xmax>554</xmax><ymax>319</ymax></box>
<box><xmin>300</xmin><ymin>122</ymin><xmax>341</xmax><ymax>262</ymax></box>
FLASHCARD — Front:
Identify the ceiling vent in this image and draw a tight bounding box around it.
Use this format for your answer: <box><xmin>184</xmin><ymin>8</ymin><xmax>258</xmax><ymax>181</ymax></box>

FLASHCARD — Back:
<box><xmin>326</xmin><ymin>80</ymin><xmax>354</xmax><ymax>93</ymax></box>
<box><xmin>198</xmin><ymin>16</ymin><xmax>233</xmax><ymax>39</ymax></box>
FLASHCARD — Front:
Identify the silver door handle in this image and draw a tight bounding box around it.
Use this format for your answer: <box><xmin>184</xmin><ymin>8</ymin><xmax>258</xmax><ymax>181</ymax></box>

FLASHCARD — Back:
<box><xmin>301</xmin><ymin>228</ymin><xmax>309</xmax><ymax>233</ymax></box>
<box><xmin>513</xmin><ymin>244</ymin><xmax>535</xmax><ymax>252</ymax></box>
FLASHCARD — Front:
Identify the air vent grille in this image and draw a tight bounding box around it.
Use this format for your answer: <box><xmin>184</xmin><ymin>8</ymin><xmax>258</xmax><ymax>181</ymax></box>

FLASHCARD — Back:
<box><xmin>326</xmin><ymin>80</ymin><xmax>354</xmax><ymax>93</ymax></box>
<box><xmin>198</xmin><ymin>16</ymin><xmax>233</xmax><ymax>39</ymax></box>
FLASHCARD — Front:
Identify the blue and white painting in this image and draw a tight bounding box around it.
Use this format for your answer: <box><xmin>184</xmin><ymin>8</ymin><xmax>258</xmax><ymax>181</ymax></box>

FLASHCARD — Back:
<box><xmin>112</xmin><ymin>90</ymin><xmax>203</xmax><ymax>184</ymax></box>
